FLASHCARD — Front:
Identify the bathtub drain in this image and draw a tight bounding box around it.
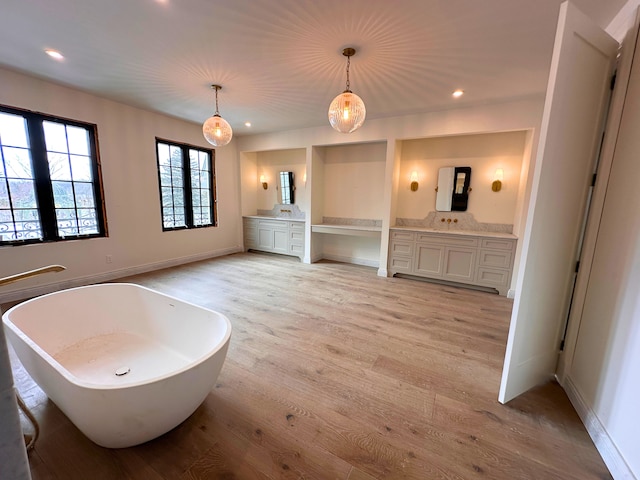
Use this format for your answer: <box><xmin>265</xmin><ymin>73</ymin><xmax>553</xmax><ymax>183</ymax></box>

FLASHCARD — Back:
<box><xmin>115</xmin><ymin>366</ymin><xmax>131</xmax><ymax>376</ymax></box>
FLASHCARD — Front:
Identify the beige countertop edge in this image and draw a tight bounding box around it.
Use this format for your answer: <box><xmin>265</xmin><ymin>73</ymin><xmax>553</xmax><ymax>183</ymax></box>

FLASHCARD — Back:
<box><xmin>390</xmin><ymin>226</ymin><xmax>517</xmax><ymax>239</ymax></box>
<box><xmin>243</xmin><ymin>215</ymin><xmax>305</xmax><ymax>222</ymax></box>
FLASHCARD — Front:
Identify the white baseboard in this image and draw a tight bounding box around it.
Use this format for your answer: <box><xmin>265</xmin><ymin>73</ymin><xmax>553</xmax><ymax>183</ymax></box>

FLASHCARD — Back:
<box><xmin>561</xmin><ymin>375</ymin><xmax>635</xmax><ymax>479</ymax></box>
<box><xmin>0</xmin><ymin>246</ymin><xmax>242</xmax><ymax>304</ymax></box>
<box><xmin>507</xmin><ymin>288</ymin><xmax>516</xmax><ymax>299</ymax></box>
<box><xmin>377</xmin><ymin>267</ymin><xmax>388</xmax><ymax>277</ymax></box>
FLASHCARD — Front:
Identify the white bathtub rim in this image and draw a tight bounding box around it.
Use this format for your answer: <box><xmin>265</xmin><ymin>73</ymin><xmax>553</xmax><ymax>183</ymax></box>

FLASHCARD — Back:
<box><xmin>2</xmin><ymin>283</ymin><xmax>232</xmax><ymax>390</ymax></box>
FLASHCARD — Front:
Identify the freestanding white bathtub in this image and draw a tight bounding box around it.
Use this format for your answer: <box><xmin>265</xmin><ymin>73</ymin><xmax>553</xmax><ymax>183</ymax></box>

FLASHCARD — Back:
<box><xmin>2</xmin><ymin>283</ymin><xmax>231</xmax><ymax>448</ymax></box>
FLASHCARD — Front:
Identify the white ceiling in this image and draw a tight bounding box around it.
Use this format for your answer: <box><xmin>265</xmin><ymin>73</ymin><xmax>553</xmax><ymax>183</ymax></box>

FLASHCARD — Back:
<box><xmin>0</xmin><ymin>0</ymin><xmax>627</xmax><ymax>136</ymax></box>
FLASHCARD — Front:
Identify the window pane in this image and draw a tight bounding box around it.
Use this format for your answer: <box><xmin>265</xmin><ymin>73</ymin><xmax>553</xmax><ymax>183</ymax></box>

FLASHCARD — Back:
<box><xmin>66</xmin><ymin>126</ymin><xmax>90</xmax><ymax>155</ymax></box>
<box><xmin>74</xmin><ymin>182</ymin><xmax>96</xmax><ymax>208</ymax></box>
<box><xmin>159</xmin><ymin>165</ymin><xmax>172</xmax><ymax>187</ymax></box>
<box><xmin>199</xmin><ymin>151</ymin><xmax>210</xmax><ymax>171</ymax></box>
<box><xmin>13</xmin><ymin>208</ymin><xmax>42</xmax><ymax>240</ymax></box>
<box><xmin>8</xmin><ymin>179</ymin><xmax>38</xmax><ymax>208</ymax></box>
<box><xmin>161</xmin><ymin>186</ymin><xmax>174</xmax><ymax>208</ymax></box>
<box><xmin>189</xmin><ymin>150</ymin><xmax>198</xmax><ymax>170</ymax></box>
<box><xmin>70</xmin><ymin>155</ymin><xmax>92</xmax><ymax>181</ymax></box>
<box><xmin>191</xmin><ymin>170</ymin><xmax>200</xmax><ymax>190</ymax></box>
<box><xmin>52</xmin><ymin>181</ymin><xmax>75</xmax><ymax>208</ymax></box>
<box><xmin>173</xmin><ymin>188</ymin><xmax>184</xmax><ymax>207</ymax></box>
<box><xmin>48</xmin><ymin>152</ymin><xmax>72</xmax><ymax>180</ymax></box>
<box><xmin>201</xmin><ymin>191</ymin><xmax>210</xmax><ymax>207</ymax></box>
<box><xmin>77</xmin><ymin>209</ymin><xmax>98</xmax><ymax>234</ymax></box>
<box><xmin>157</xmin><ymin>143</ymin><xmax>170</xmax><ymax>166</ymax></box>
<box><xmin>170</xmin><ymin>146</ymin><xmax>182</xmax><ymax>167</ymax></box>
<box><xmin>43</xmin><ymin>121</ymin><xmax>68</xmax><ymax>153</ymax></box>
<box><xmin>0</xmin><ymin>181</ymin><xmax>9</xmax><ymax>208</ymax></box>
<box><xmin>171</xmin><ymin>167</ymin><xmax>183</xmax><ymax>187</ymax></box>
<box><xmin>200</xmin><ymin>210</ymin><xmax>211</xmax><ymax>225</ymax></box>
<box><xmin>174</xmin><ymin>213</ymin><xmax>185</xmax><ymax>226</ymax></box>
<box><xmin>0</xmin><ymin>112</ymin><xmax>29</xmax><ymax>148</ymax></box>
<box><xmin>200</xmin><ymin>174</ymin><xmax>209</xmax><ymax>189</ymax></box>
<box><xmin>0</xmin><ymin>156</ymin><xmax>5</xmax><ymax>177</ymax></box>
<box><xmin>192</xmin><ymin>206</ymin><xmax>202</xmax><ymax>225</ymax></box>
<box><xmin>191</xmin><ymin>188</ymin><xmax>201</xmax><ymax>207</ymax></box>
<box><xmin>56</xmin><ymin>208</ymin><xmax>78</xmax><ymax>236</ymax></box>
<box><xmin>3</xmin><ymin>147</ymin><xmax>33</xmax><ymax>178</ymax></box>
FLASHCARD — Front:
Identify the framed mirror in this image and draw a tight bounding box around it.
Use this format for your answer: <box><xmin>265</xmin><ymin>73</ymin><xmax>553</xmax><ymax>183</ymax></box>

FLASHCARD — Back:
<box><xmin>278</xmin><ymin>171</ymin><xmax>295</xmax><ymax>204</ymax></box>
<box><xmin>436</xmin><ymin>166</ymin><xmax>472</xmax><ymax>212</ymax></box>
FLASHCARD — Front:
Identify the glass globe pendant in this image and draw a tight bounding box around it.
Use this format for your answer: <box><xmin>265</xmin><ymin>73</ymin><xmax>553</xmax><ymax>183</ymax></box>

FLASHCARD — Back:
<box><xmin>328</xmin><ymin>48</ymin><xmax>366</xmax><ymax>133</ymax></box>
<box><xmin>203</xmin><ymin>84</ymin><xmax>233</xmax><ymax>147</ymax></box>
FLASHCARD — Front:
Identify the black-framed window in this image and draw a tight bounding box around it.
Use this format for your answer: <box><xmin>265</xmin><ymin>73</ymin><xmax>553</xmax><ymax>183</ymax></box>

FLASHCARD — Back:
<box><xmin>0</xmin><ymin>105</ymin><xmax>106</xmax><ymax>245</ymax></box>
<box><xmin>156</xmin><ymin>138</ymin><xmax>216</xmax><ymax>230</ymax></box>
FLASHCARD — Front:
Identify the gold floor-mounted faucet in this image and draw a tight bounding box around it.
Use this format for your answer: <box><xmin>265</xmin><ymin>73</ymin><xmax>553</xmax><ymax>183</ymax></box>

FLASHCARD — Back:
<box><xmin>0</xmin><ymin>265</ymin><xmax>66</xmax><ymax>287</ymax></box>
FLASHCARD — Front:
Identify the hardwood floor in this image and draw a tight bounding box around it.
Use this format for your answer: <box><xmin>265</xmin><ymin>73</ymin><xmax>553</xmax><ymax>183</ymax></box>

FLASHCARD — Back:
<box><xmin>6</xmin><ymin>252</ymin><xmax>611</xmax><ymax>479</ymax></box>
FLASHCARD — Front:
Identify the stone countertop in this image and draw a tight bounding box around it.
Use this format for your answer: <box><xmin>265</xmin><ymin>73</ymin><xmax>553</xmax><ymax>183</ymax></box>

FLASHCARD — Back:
<box><xmin>243</xmin><ymin>215</ymin><xmax>305</xmax><ymax>222</ymax></box>
<box><xmin>390</xmin><ymin>226</ymin><xmax>517</xmax><ymax>239</ymax></box>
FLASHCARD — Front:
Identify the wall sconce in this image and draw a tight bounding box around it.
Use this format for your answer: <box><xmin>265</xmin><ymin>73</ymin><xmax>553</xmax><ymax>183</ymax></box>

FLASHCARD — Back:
<box><xmin>492</xmin><ymin>168</ymin><xmax>504</xmax><ymax>192</ymax></box>
<box><xmin>303</xmin><ymin>171</ymin><xmax>307</xmax><ymax>185</ymax></box>
<box><xmin>260</xmin><ymin>174</ymin><xmax>268</xmax><ymax>190</ymax></box>
<box><xmin>410</xmin><ymin>171</ymin><xmax>419</xmax><ymax>191</ymax></box>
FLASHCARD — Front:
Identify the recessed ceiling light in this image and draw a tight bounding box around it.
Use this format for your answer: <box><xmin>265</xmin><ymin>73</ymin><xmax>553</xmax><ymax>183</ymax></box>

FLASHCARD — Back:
<box><xmin>452</xmin><ymin>89</ymin><xmax>464</xmax><ymax>98</ymax></box>
<box><xmin>244</xmin><ymin>122</ymin><xmax>252</xmax><ymax>127</ymax></box>
<box><xmin>45</xmin><ymin>49</ymin><xmax>64</xmax><ymax>60</ymax></box>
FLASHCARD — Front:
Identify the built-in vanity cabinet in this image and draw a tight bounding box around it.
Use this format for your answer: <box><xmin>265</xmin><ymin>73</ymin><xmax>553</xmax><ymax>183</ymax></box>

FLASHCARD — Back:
<box><xmin>389</xmin><ymin>229</ymin><xmax>516</xmax><ymax>295</ymax></box>
<box><xmin>243</xmin><ymin>216</ymin><xmax>305</xmax><ymax>260</ymax></box>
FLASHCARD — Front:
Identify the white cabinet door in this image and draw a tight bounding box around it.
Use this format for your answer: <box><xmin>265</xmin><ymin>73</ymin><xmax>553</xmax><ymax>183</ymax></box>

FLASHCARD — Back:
<box><xmin>258</xmin><ymin>227</ymin><xmax>274</xmax><ymax>250</ymax></box>
<box><xmin>414</xmin><ymin>244</ymin><xmax>444</xmax><ymax>276</ymax></box>
<box><xmin>499</xmin><ymin>1</ymin><xmax>618</xmax><ymax>403</ymax></box>
<box><xmin>443</xmin><ymin>247</ymin><xmax>476</xmax><ymax>282</ymax></box>
<box><xmin>273</xmin><ymin>229</ymin><xmax>289</xmax><ymax>254</ymax></box>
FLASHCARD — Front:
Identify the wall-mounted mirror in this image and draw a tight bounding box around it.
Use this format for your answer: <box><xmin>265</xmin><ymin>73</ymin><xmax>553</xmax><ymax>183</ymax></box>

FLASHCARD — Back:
<box><xmin>436</xmin><ymin>166</ymin><xmax>471</xmax><ymax>212</ymax></box>
<box><xmin>278</xmin><ymin>171</ymin><xmax>295</xmax><ymax>204</ymax></box>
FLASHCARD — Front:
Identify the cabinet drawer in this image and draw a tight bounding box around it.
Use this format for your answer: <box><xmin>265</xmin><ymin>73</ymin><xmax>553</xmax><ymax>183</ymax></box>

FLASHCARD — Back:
<box><xmin>290</xmin><ymin>221</ymin><xmax>304</xmax><ymax>230</ymax></box>
<box><xmin>390</xmin><ymin>256</ymin><xmax>413</xmax><ymax>273</ymax></box>
<box><xmin>390</xmin><ymin>240</ymin><xmax>413</xmax><ymax>257</ymax></box>
<box><xmin>289</xmin><ymin>243</ymin><xmax>304</xmax><ymax>255</ymax></box>
<box><xmin>480</xmin><ymin>238</ymin><xmax>515</xmax><ymax>251</ymax></box>
<box><xmin>476</xmin><ymin>267</ymin><xmax>510</xmax><ymax>288</ymax></box>
<box><xmin>478</xmin><ymin>249</ymin><xmax>513</xmax><ymax>269</ymax></box>
<box><xmin>391</xmin><ymin>230</ymin><xmax>415</xmax><ymax>241</ymax></box>
<box><xmin>258</xmin><ymin>220</ymin><xmax>288</xmax><ymax>230</ymax></box>
<box><xmin>416</xmin><ymin>233</ymin><xmax>478</xmax><ymax>247</ymax></box>
<box><xmin>290</xmin><ymin>229</ymin><xmax>304</xmax><ymax>245</ymax></box>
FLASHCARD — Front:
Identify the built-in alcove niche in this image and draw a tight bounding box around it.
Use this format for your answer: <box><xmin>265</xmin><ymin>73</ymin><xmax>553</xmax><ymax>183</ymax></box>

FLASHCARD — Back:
<box><xmin>310</xmin><ymin>141</ymin><xmax>386</xmax><ymax>267</ymax></box>
<box><xmin>394</xmin><ymin>131</ymin><xmax>529</xmax><ymax>230</ymax></box>
<box><xmin>240</xmin><ymin>148</ymin><xmax>307</xmax><ymax>216</ymax></box>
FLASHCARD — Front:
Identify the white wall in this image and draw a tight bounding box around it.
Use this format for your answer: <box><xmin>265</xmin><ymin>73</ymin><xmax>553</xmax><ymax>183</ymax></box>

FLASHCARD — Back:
<box><xmin>0</xmin><ymin>67</ymin><xmax>242</xmax><ymax>302</ymax></box>
<box><xmin>397</xmin><ymin>131</ymin><xmax>527</xmax><ymax>225</ymax></box>
<box><xmin>321</xmin><ymin>142</ymin><xmax>386</xmax><ymax>220</ymax></box>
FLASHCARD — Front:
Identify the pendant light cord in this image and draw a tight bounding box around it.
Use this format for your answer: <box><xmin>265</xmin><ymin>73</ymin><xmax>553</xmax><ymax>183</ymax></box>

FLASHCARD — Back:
<box><xmin>345</xmin><ymin>55</ymin><xmax>351</xmax><ymax>92</ymax></box>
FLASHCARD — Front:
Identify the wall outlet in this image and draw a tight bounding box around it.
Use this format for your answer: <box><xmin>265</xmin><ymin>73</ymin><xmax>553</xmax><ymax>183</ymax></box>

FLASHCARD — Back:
<box><xmin>105</xmin><ymin>255</ymin><xmax>112</xmax><ymax>264</ymax></box>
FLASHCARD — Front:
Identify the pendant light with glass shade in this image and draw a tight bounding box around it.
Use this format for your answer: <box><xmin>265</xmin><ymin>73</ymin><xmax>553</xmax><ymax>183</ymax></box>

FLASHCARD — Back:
<box><xmin>203</xmin><ymin>84</ymin><xmax>233</xmax><ymax>147</ymax></box>
<box><xmin>328</xmin><ymin>48</ymin><xmax>366</xmax><ymax>133</ymax></box>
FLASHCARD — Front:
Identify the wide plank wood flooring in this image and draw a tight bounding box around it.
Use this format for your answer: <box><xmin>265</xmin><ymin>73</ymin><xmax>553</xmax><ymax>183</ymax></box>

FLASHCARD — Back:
<box><xmin>6</xmin><ymin>252</ymin><xmax>611</xmax><ymax>479</ymax></box>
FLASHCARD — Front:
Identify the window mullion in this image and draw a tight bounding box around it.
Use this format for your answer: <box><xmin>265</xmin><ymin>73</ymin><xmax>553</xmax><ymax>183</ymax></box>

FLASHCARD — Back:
<box><xmin>183</xmin><ymin>146</ymin><xmax>193</xmax><ymax>227</ymax></box>
<box><xmin>26</xmin><ymin>115</ymin><xmax>57</xmax><ymax>240</ymax></box>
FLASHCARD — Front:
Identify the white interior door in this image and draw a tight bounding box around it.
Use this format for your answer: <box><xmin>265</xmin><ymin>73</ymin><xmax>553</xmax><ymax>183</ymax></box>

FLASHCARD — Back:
<box><xmin>499</xmin><ymin>1</ymin><xmax>618</xmax><ymax>404</ymax></box>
